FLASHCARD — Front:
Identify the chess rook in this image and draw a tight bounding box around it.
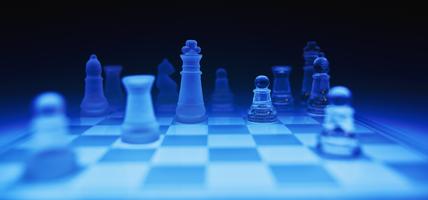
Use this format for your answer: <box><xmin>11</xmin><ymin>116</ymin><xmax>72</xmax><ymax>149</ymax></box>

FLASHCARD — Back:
<box><xmin>175</xmin><ymin>40</ymin><xmax>207</xmax><ymax>123</ymax></box>
<box><xmin>247</xmin><ymin>75</ymin><xmax>277</xmax><ymax>123</ymax></box>
<box><xmin>80</xmin><ymin>54</ymin><xmax>110</xmax><ymax>117</ymax></box>
<box><xmin>121</xmin><ymin>75</ymin><xmax>159</xmax><ymax>144</ymax></box>
<box><xmin>272</xmin><ymin>66</ymin><xmax>294</xmax><ymax>110</ymax></box>
<box><xmin>307</xmin><ymin>56</ymin><xmax>330</xmax><ymax>116</ymax></box>
<box><xmin>104</xmin><ymin>65</ymin><xmax>125</xmax><ymax>112</ymax></box>
<box><xmin>301</xmin><ymin>41</ymin><xmax>321</xmax><ymax>103</ymax></box>
<box><xmin>156</xmin><ymin>58</ymin><xmax>178</xmax><ymax>113</ymax></box>
<box><xmin>211</xmin><ymin>68</ymin><xmax>234</xmax><ymax>112</ymax></box>
<box><xmin>317</xmin><ymin>86</ymin><xmax>361</xmax><ymax>157</ymax></box>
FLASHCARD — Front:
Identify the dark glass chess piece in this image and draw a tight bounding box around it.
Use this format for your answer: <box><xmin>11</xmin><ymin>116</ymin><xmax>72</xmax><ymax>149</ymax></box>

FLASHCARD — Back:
<box><xmin>307</xmin><ymin>56</ymin><xmax>330</xmax><ymax>116</ymax></box>
<box><xmin>272</xmin><ymin>66</ymin><xmax>294</xmax><ymax>111</ymax></box>
<box><xmin>301</xmin><ymin>41</ymin><xmax>322</xmax><ymax>104</ymax></box>
<box><xmin>211</xmin><ymin>68</ymin><xmax>234</xmax><ymax>112</ymax></box>
<box><xmin>247</xmin><ymin>75</ymin><xmax>277</xmax><ymax>123</ymax></box>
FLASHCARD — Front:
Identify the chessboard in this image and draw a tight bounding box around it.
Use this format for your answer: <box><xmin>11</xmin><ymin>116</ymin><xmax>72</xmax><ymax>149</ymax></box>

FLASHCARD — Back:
<box><xmin>0</xmin><ymin>109</ymin><xmax>427</xmax><ymax>199</ymax></box>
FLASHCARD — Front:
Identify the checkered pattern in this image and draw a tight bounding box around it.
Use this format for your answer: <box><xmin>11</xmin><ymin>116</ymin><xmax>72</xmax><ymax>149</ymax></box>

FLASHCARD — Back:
<box><xmin>1</xmin><ymin>110</ymin><xmax>428</xmax><ymax>199</ymax></box>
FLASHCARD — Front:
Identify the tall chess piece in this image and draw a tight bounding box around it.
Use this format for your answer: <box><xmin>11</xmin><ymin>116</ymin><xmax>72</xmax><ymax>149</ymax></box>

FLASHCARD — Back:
<box><xmin>301</xmin><ymin>41</ymin><xmax>321</xmax><ymax>104</ymax></box>
<box><xmin>156</xmin><ymin>58</ymin><xmax>178</xmax><ymax>113</ymax></box>
<box><xmin>80</xmin><ymin>54</ymin><xmax>110</xmax><ymax>117</ymax></box>
<box><xmin>317</xmin><ymin>86</ymin><xmax>361</xmax><ymax>157</ymax></box>
<box><xmin>247</xmin><ymin>75</ymin><xmax>277</xmax><ymax>123</ymax></box>
<box><xmin>175</xmin><ymin>40</ymin><xmax>207</xmax><ymax>123</ymax></box>
<box><xmin>104</xmin><ymin>65</ymin><xmax>125</xmax><ymax>112</ymax></box>
<box><xmin>121</xmin><ymin>75</ymin><xmax>160</xmax><ymax>144</ymax></box>
<box><xmin>25</xmin><ymin>92</ymin><xmax>78</xmax><ymax>180</ymax></box>
<box><xmin>211</xmin><ymin>68</ymin><xmax>234</xmax><ymax>112</ymax></box>
<box><xmin>271</xmin><ymin>66</ymin><xmax>294</xmax><ymax>111</ymax></box>
<box><xmin>307</xmin><ymin>56</ymin><xmax>330</xmax><ymax>116</ymax></box>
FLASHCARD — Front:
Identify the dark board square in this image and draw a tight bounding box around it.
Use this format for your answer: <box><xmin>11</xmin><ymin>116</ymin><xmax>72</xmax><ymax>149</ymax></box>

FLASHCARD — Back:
<box><xmin>0</xmin><ymin>149</ymin><xmax>31</xmax><ymax>163</ymax></box>
<box><xmin>209</xmin><ymin>148</ymin><xmax>261</xmax><ymax>162</ymax></box>
<box><xmin>286</xmin><ymin>124</ymin><xmax>323</xmax><ymax>134</ymax></box>
<box><xmin>98</xmin><ymin>117</ymin><xmax>124</xmax><ymax>125</ymax></box>
<box><xmin>388</xmin><ymin>162</ymin><xmax>428</xmax><ymax>184</ymax></box>
<box><xmin>144</xmin><ymin>166</ymin><xmax>205</xmax><ymax>186</ymax></box>
<box><xmin>70</xmin><ymin>136</ymin><xmax>118</xmax><ymax>147</ymax></box>
<box><xmin>208</xmin><ymin>125</ymin><xmax>250</xmax><ymax>134</ymax></box>
<box><xmin>100</xmin><ymin>149</ymin><xmax>155</xmax><ymax>162</ymax></box>
<box><xmin>358</xmin><ymin>134</ymin><xmax>395</xmax><ymax>144</ymax></box>
<box><xmin>253</xmin><ymin>135</ymin><xmax>302</xmax><ymax>146</ymax></box>
<box><xmin>271</xmin><ymin>164</ymin><xmax>336</xmax><ymax>185</ymax></box>
<box><xmin>161</xmin><ymin>135</ymin><xmax>207</xmax><ymax>146</ymax></box>
<box><xmin>69</xmin><ymin>125</ymin><xmax>92</xmax><ymax>135</ymax></box>
<box><xmin>159</xmin><ymin>125</ymin><xmax>169</xmax><ymax>134</ymax></box>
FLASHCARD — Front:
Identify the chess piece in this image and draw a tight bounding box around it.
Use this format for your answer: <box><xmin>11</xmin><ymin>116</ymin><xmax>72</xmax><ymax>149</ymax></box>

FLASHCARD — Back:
<box><xmin>317</xmin><ymin>86</ymin><xmax>361</xmax><ymax>157</ymax></box>
<box><xmin>121</xmin><ymin>75</ymin><xmax>160</xmax><ymax>144</ymax></box>
<box><xmin>211</xmin><ymin>68</ymin><xmax>234</xmax><ymax>112</ymax></box>
<box><xmin>247</xmin><ymin>75</ymin><xmax>277</xmax><ymax>123</ymax></box>
<box><xmin>175</xmin><ymin>40</ymin><xmax>207</xmax><ymax>123</ymax></box>
<box><xmin>307</xmin><ymin>56</ymin><xmax>330</xmax><ymax>116</ymax></box>
<box><xmin>301</xmin><ymin>41</ymin><xmax>322</xmax><ymax>104</ymax></box>
<box><xmin>271</xmin><ymin>66</ymin><xmax>294</xmax><ymax>110</ymax></box>
<box><xmin>80</xmin><ymin>54</ymin><xmax>110</xmax><ymax>117</ymax></box>
<box><xmin>25</xmin><ymin>92</ymin><xmax>78</xmax><ymax>180</ymax></box>
<box><xmin>156</xmin><ymin>58</ymin><xmax>178</xmax><ymax>113</ymax></box>
<box><xmin>104</xmin><ymin>65</ymin><xmax>125</xmax><ymax>112</ymax></box>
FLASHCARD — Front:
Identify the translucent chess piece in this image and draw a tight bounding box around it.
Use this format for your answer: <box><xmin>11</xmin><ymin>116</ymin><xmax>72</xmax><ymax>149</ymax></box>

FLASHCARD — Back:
<box><xmin>211</xmin><ymin>68</ymin><xmax>234</xmax><ymax>112</ymax></box>
<box><xmin>121</xmin><ymin>75</ymin><xmax>160</xmax><ymax>144</ymax></box>
<box><xmin>247</xmin><ymin>75</ymin><xmax>277</xmax><ymax>123</ymax></box>
<box><xmin>301</xmin><ymin>41</ymin><xmax>321</xmax><ymax>104</ymax></box>
<box><xmin>271</xmin><ymin>66</ymin><xmax>294</xmax><ymax>111</ymax></box>
<box><xmin>104</xmin><ymin>65</ymin><xmax>125</xmax><ymax>112</ymax></box>
<box><xmin>156</xmin><ymin>58</ymin><xmax>178</xmax><ymax>113</ymax></box>
<box><xmin>317</xmin><ymin>86</ymin><xmax>361</xmax><ymax>157</ymax></box>
<box><xmin>307</xmin><ymin>56</ymin><xmax>330</xmax><ymax>116</ymax></box>
<box><xmin>25</xmin><ymin>92</ymin><xmax>78</xmax><ymax>180</ymax></box>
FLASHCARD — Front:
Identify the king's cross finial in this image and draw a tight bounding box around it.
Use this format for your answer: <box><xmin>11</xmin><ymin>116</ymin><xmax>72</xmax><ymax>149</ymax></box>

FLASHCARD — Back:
<box><xmin>182</xmin><ymin>40</ymin><xmax>201</xmax><ymax>55</ymax></box>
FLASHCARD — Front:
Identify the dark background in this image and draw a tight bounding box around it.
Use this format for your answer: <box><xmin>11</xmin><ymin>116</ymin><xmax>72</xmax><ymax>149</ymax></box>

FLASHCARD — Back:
<box><xmin>0</xmin><ymin>2</ymin><xmax>427</xmax><ymax>134</ymax></box>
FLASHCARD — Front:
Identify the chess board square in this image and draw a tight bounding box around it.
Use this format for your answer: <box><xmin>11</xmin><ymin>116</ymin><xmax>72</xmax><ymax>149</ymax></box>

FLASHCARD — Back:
<box><xmin>324</xmin><ymin>160</ymin><xmax>410</xmax><ymax>188</ymax></box>
<box><xmin>208</xmin><ymin>135</ymin><xmax>256</xmax><ymax>147</ymax></box>
<box><xmin>74</xmin><ymin>147</ymin><xmax>109</xmax><ymax>166</ymax></box>
<box><xmin>166</xmin><ymin>124</ymin><xmax>208</xmax><ymax>135</ymax></box>
<box><xmin>208</xmin><ymin>117</ymin><xmax>246</xmax><ymax>125</ymax></box>
<box><xmin>97</xmin><ymin>117</ymin><xmax>123</xmax><ymax>125</ymax></box>
<box><xmin>246</xmin><ymin>124</ymin><xmax>292</xmax><ymax>135</ymax></box>
<box><xmin>278</xmin><ymin>116</ymin><xmax>319</xmax><ymax>125</ymax></box>
<box><xmin>157</xmin><ymin>117</ymin><xmax>173</xmax><ymax>126</ymax></box>
<box><xmin>362</xmin><ymin>144</ymin><xmax>427</xmax><ymax>163</ymax></box>
<box><xmin>69</xmin><ymin>125</ymin><xmax>92</xmax><ymax>135</ymax></box>
<box><xmin>71</xmin><ymin>117</ymin><xmax>105</xmax><ymax>126</ymax></box>
<box><xmin>209</xmin><ymin>148</ymin><xmax>261</xmax><ymax>162</ymax></box>
<box><xmin>152</xmin><ymin>147</ymin><xmax>208</xmax><ymax>165</ymax></box>
<box><xmin>0</xmin><ymin>164</ymin><xmax>23</xmax><ymax>190</ymax></box>
<box><xmin>285</xmin><ymin>124</ymin><xmax>323</xmax><ymax>134</ymax></box>
<box><xmin>207</xmin><ymin>163</ymin><xmax>274</xmax><ymax>189</ymax></box>
<box><xmin>161</xmin><ymin>135</ymin><xmax>207</xmax><ymax>146</ymax></box>
<box><xmin>270</xmin><ymin>164</ymin><xmax>336</xmax><ymax>185</ymax></box>
<box><xmin>144</xmin><ymin>166</ymin><xmax>205</xmax><ymax>187</ymax></box>
<box><xmin>294</xmin><ymin>134</ymin><xmax>318</xmax><ymax>147</ymax></box>
<box><xmin>387</xmin><ymin>162</ymin><xmax>428</xmax><ymax>184</ymax></box>
<box><xmin>70</xmin><ymin>136</ymin><xmax>119</xmax><ymax>147</ymax></box>
<box><xmin>100</xmin><ymin>149</ymin><xmax>155</xmax><ymax>162</ymax></box>
<box><xmin>253</xmin><ymin>135</ymin><xmax>301</xmax><ymax>146</ymax></box>
<box><xmin>358</xmin><ymin>134</ymin><xmax>396</xmax><ymax>144</ymax></box>
<box><xmin>258</xmin><ymin>147</ymin><xmax>320</xmax><ymax>164</ymax></box>
<box><xmin>354</xmin><ymin>122</ymin><xmax>375</xmax><ymax>134</ymax></box>
<box><xmin>81</xmin><ymin>125</ymin><xmax>121</xmax><ymax>136</ymax></box>
<box><xmin>0</xmin><ymin>149</ymin><xmax>31</xmax><ymax>163</ymax></box>
<box><xmin>208</xmin><ymin>125</ymin><xmax>249</xmax><ymax>134</ymax></box>
<box><xmin>159</xmin><ymin>125</ymin><xmax>169</xmax><ymax>134</ymax></box>
<box><xmin>112</xmin><ymin>135</ymin><xmax>164</xmax><ymax>149</ymax></box>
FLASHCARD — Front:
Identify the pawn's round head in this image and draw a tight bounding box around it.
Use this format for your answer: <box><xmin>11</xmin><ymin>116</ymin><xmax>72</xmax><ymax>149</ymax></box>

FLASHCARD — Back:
<box><xmin>328</xmin><ymin>86</ymin><xmax>352</xmax><ymax>105</ymax></box>
<box><xmin>216</xmin><ymin>68</ymin><xmax>227</xmax><ymax>78</ymax></box>
<box><xmin>33</xmin><ymin>92</ymin><xmax>65</xmax><ymax>116</ymax></box>
<box><xmin>255</xmin><ymin>75</ymin><xmax>270</xmax><ymax>89</ymax></box>
<box><xmin>313</xmin><ymin>56</ymin><xmax>329</xmax><ymax>73</ymax></box>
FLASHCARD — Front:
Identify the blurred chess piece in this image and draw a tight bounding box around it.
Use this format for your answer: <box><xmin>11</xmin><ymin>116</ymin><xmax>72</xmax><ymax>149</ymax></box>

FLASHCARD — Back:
<box><xmin>307</xmin><ymin>56</ymin><xmax>330</xmax><ymax>116</ymax></box>
<box><xmin>211</xmin><ymin>68</ymin><xmax>234</xmax><ymax>112</ymax></box>
<box><xmin>317</xmin><ymin>86</ymin><xmax>361</xmax><ymax>157</ymax></box>
<box><xmin>247</xmin><ymin>75</ymin><xmax>277</xmax><ymax>123</ymax></box>
<box><xmin>25</xmin><ymin>92</ymin><xmax>78</xmax><ymax>180</ymax></box>
<box><xmin>271</xmin><ymin>66</ymin><xmax>294</xmax><ymax>111</ymax></box>
<box><xmin>104</xmin><ymin>65</ymin><xmax>125</xmax><ymax>113</ymax></box>
<box><xmin>156</xmin><ymin>58</ymin><xmax>178</xmax><ymax>113</ymax></box>
<box><xmin>301</xmin><ymin>41</ymin><xmax>322</xmax><ymax>104</ymax></box>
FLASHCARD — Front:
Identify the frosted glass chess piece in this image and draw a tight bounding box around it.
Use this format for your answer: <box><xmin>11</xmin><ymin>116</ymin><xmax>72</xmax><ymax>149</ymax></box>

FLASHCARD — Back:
<box><xmin>175</xmin><ymin>40</ymin><xmax>207</xmax><ymax>123</ymax></box>
<box><xmin>156</xmin><ymin>58</ymin><xmax>178</xmax><ymax>113</ymax></box>
<box><xmin>104</xmin><ymin>65</ymin><xmax>125</xmax><ymax>112</ymax></box>
<box><xmin>211</xmin><ymin>68</ymin><xmax>234</xmax><ymax>112</ymax></box>
<box><xmin>271</xmin><ymin>66</ymin><xmax>294</xmax><ymax>111</ymax></box>
<box><xmin>81</xmin><ymin>54</ymin><xmax>110</xmax><ymax>117</ymax></box>
<box><xmin>317</xmin><ymin>86</ymin><xmax>361</xmax><ymax>157</ymax></box>
<box><xmin>25</xmin><ymin>92</ymin><xmax>78</xmax><ymax>180</ymax></box>
<box><xmin>301</xmin><ymin>41</ymin><xmax>322</xmax><ymax>104</ymax></box>
<box><xmin>307</xmin><ymin>56</ymin><xmax>330</xmax><ymax>116</ymax></box>
<box><xmin>121</xmin><ymin>75</ymin><xmax>160</xmax><ymax>144</ymax></box>
<box><xmin>247</xmin><ymin>75</ymin><xmax>277</xmax><ymax>123</ymax></box>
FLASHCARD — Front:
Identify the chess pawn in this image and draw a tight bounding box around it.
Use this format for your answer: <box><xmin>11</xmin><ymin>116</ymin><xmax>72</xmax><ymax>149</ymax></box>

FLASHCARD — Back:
<box><xmin>247</xmin><ymin>75</ymin><xmax>277</xmax><ymax>123</ymax></box>
<box><xmin>307</xmin><ymin>56</ymin><xmax>330</xmax><ymax>116</ymax></box>
<box><xmin>211</xmin><ymin>68</ymin><xmax>234</xmax><ymax>112</ymax></box>
<box><xmin>121</xmin><ymin>75</ymin><xmax>160</xmax><ymax>144</ymax></box>
<box><xmin>317</xmin><ymin>86</ymin><xmax>361</xmax><ymax>157</ymax></box>
<box><xmin>301</xmin><ymin>41</ymin><xmax>321</xmax><ymax>104</ymax></box>
<box><xmin>80</xmin><ymin>54</ymin><xmax>110</xmax><ymax>117</ymax></box>
<box><xmin>175</xmin><ymin>40</ymin><xmax>207</xmax><ymax>123</ymax></box>
<box><xmin>156</xmin><ymin>58</ymin><xmax>178</xmax><ymax>113</ymax></box>
<box><xmin>271</xmin><ymin>66</ymin><xmax>294</xmax><ymax>111</ymax></box>
<box><xmin>104</xmin><ymin>65</ymin><xmax>125</xmax><ymax>112</ymax></box>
